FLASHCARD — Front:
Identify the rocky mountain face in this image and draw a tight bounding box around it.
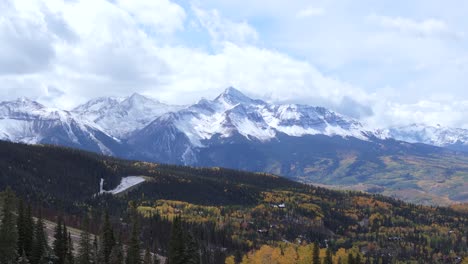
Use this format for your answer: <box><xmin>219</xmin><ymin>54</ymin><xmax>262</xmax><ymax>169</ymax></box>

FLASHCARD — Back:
<box><xmin>126</xmin><ymin>87</ymin><xmax>376</xmax><ymax>164</ymax></box>
<box><xmin>0</xmin><ymin>98</ymin><xmax>122</xmax><ymax>155</ymax></box>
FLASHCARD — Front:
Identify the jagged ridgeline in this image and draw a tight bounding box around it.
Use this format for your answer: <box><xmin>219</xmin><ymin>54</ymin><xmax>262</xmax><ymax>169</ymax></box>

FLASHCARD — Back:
<box><xmin>0</xmin><ymin>140</ymin><xmax>467</xmax><ymax>263</ymax></box>
<box><xmin>2</xmin><ymin>90</ymin><xmax>468</xmax><ymax>206</ymax></box>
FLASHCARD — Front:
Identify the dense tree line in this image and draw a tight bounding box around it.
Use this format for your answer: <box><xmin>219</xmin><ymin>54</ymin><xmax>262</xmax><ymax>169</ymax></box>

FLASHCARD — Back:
<box><xmin>0</xmin><ymin>188</ymin><xmax>207</xmax><ymax>264</ymax></box>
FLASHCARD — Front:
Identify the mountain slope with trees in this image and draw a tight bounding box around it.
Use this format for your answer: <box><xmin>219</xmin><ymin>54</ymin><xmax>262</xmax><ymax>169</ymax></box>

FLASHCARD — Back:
<box><xmin>0</xmin><ymin>141</ymin><xmax>466</xmax><ymax>263</ymax></box>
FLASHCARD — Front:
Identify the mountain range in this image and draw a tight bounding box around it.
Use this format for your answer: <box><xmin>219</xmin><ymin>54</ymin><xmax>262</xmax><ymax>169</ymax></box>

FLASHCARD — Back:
<box><xmin>1</xmin><ymin>87</ymin><xmax>467</xmax><ymax>205</ymax></box>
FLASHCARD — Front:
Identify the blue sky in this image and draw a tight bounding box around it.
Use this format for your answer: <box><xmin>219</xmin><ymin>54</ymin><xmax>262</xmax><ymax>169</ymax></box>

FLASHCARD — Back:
<box><xmin>0</xmin><ymin>0</ymin><xmax>467</xmax><ymax>128</ymax></box>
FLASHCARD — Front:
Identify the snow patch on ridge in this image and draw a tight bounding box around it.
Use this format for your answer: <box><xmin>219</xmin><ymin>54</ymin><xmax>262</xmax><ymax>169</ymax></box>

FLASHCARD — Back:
<box><xmin>99</xmin><ymin>176</ymin><xmax>146</xmax><ymax>195</ymax></box>
<box><xmin>387</xmin><ymin>124</ymin><xmax>468</xmax><ymax>147</ymax></box>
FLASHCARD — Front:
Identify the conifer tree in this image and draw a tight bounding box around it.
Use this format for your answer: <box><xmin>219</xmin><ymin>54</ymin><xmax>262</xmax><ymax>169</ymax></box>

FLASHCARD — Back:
<box><xmin>109</xmin><ymin>236</ymin><xmax>124</xmax><ymax>264</ymax></box>
<box><xmin>168</xmin><ymin>216</ymin><xmax>185</xmax><ymax>264</ymax></box>
<box><xmin>126</xmin><ymin>217</ymin><xmax>141</xmax><ymax>264</ymax></box>
<box><xmin>53</xmin><ymin>217</ymin><xmax>66</xmax><ymax>264</ymax></box>
<box><xmin>312</xmin><ymin>243</ymin><xmax>320</xmax><ymax>264</ymax></box>
<box><xmin>76</xmin><ymin>218</ymin><xmax>92</xmax><ymax>264</ymax></box>
<box><xmin>324</xmin><ymin>248</ymin><xmax>333</xmax><ymax>264</ymax></box>
<box><xmin>31</xmin><ymin>213</ymin><xmax>48</xmax><ymax>264</ymax></box>
<box><xmin>0</xmin><ymin>187</ymin><xmax>18</xmax><ymax>264</ymax></box>
<box><xmin>24</xmin><ymin>204</ymin><xmax>34</xmax><ymax>258</ymax></box>
<box><xmin>63</xmin><ymin>225</ymin><xmax>69</xmax><ymax>263</ymax></box>
<box><xmin>184</xmin><ymin>232</ymin><xmax>199</xmax><ymax>264</ymax></box>
<box><xmin>66</xmin><ymin>232</ymin><xmax>74</xmax><ymax>264</ymax></box>
<box><xmin>100</xmin><ymin>211</ymin><xmax>115</xmax><ymax>264</ymax></box>
<box><xmin>17</xmin><ymin>199</ymin><xmax>26</xmax><ymax>257</ymax></box>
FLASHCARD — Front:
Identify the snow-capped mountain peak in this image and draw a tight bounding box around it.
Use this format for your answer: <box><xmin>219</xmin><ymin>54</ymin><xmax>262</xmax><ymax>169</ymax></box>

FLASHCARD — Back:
<box><xmin>73</xmin><ymin>93</ymin><xmax>184</xmax><ymax>138</ymax></box>
<box><xmin>3</xmin><ymin>88</ymin><xmax>468</xmax><ymax>169</ymax></box>
<box><xmin>122</xmin><ymin>93</ymin><xmax>160</xmax><ymax>107</ymax></box>
<box><xmin>73</xmin><ymin>96</ymin><xmax>123</xmax><ymax>116</ymax></box>
<box><xmin>0</xmin><ymin>97</ymin><xmax>46</xmax><ymax>115</ymax></box>
<box><xmin>0</xmin><ymin>98</ymin><xmax>121</xmax><ymax>154</ymax></box>
<box><xmin>214</xmin><ymin>87</ymin><xmax>263</xmax><ymax>106</ymax></box>
<box><xmin>388</xmin><ymin>123</ymin><xmax>468</xmax><ymax>149</ymax></box>
<box><xmin>135</xmin><ymin>87</ymin><xmax>373</xmax><ymax>151</ymax></box>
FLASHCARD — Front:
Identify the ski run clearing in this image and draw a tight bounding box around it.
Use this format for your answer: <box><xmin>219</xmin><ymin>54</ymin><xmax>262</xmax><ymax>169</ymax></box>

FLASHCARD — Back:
<box><xmin>99</xmin><ymin>176</ymin><xmax>146</xmax><ymax>195</ymax></box>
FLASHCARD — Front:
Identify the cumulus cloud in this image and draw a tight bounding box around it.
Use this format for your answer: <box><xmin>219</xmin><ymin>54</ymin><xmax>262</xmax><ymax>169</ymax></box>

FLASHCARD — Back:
<box><xmin>0</xmin><ymin>3</ymin><xmax>56</xmax><ymax>75</ymax></box>
<box><xmin>151</xmin><ymin>42</ymin><xmax>370</xmax><ymax>107</ymax></box>
<box><xmin>0</xmin><ymin>0</ymin><xmax>467</xmax><ymax>130</ymax></box>
<box><xmin>367</xmin><ymin>100</ymin><xmax>468</xmax><ymax>129</ymax></box>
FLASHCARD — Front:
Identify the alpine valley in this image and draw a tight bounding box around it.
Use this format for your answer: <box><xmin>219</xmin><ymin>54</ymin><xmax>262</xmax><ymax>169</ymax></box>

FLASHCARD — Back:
<box><xmin>1</xmin><ymin>88</ymin><xmax>467</xmax><ymax>205</ymax></box>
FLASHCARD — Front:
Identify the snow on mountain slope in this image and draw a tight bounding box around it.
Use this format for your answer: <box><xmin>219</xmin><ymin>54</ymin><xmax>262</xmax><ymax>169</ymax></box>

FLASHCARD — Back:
<box><xmin>99</xmin><ymin>176</ymin><xmax>146</xmax><ymax>195</ymax></box>
<box><xmin>138</xmin><ymin>87</ymin><xmax>372</xmax><ymax>148</ymax></box>
<box><xmin>73</xmin><ymin>96</ymin><xmax>124</xmax><ymax>122</ymax></box>
<box><xmin>0</xmin><ymin>98</ymin><xmax>121</xmax><ymax>155</ymax></box>
<box><xmin>388</xmin><ymin>124</ymin><xmax>468</xmax><ymax>149</ymax></box>
<box><xmin>73</xmin><ymin>93</ymin><xmax>184</xmax><ymax>138</ymax></box>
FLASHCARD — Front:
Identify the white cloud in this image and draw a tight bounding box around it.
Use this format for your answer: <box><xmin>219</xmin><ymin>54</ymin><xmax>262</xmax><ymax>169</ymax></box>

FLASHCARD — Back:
<box><xmin>0</xmin><ymin>0</ymin><xmax>368</xmax><ymax>112</ymax></box>
<box><xmin>0</xmin><ymin>0</ymin><xmax>467</xmax><ymax>130</ymax></box>
<box><xmin>192</xmin><ymin>5</ymin><xmax>259</xmax><ymax>45</ymax></box>
<box><xmin>296</xmin><ymin>7</ymin><xmax>324</xmax><ymax>18</ymax></box>
<box><xmin>115</xmin><ymin>0</ymin><xmax>186</xmax><ymax>34</ymax></box>
<box><xmin>0</xmin><ymin>1</ymin><xmax>58</xmax><ymax>75</ymax></box>
<box><xmin>152</xmin><ymin>42</ymin><xmax>370</xmax><ymax>107</ymax></box>
<box><xmin>367</xmin><ymin>100</ymin><xmax>468</xmax><ymax>129</ymax></box>
<box><xmin>368</xmin><ymin>14</ymin><xmax>462</xmax><ymax>39</ymax></box>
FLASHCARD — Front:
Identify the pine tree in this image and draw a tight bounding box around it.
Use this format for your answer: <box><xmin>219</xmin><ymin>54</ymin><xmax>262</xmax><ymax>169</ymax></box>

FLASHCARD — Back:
<box><xmin>143</xmin><ymin>248</ymin><xmax>152</xmax><ymax>264</ymax></box>
<box><xmin>53</xmin><ymin>217</ymin><xmax>66</xmax><ymax>264</ymax></box>
<box><xmin>100</xmin><ymin>211</ymin><xmax>115</xmax><ymax>264</ymax></box>
<box><xmin>324</xmin><ymin>248</ymin><xmax>333</xmax><ymax>264</ymax></box>
<box><xmin>76</xmin><ymin>218</ymin><xmax>92</xmax><ymax>264</ymax></box>
<box><xmin>24</xmin><ymin>204</ymin><xmax>34</xmax><ymax>258</ymax></box>
<box><xmin>126</xmin><ymin>217</ymin><xmax>141</xmax><ymax>264</ymax></box>
<box><xmin>17</xmin><ymin>199</ymin><xmax>26</xmax><ymax>257</ymax></box>
<box><xmin>63</xmin><ymin>225</ymin><xmax>69</xmax><ymax>263</ymax></box>
<box><xmin>66</xmin><ymin>232</ymin><xmax>74</xmax><ymax>264</ymax></box>
<box><xmin>184</xmin><ymin>232</ymin><xmax>199</xmax><ymax>264</ymax></box>
<box><xmin>109</xmin><ymin>237</ymin><xmax>124</xmax><ymax>264</ymax></box>
<box><xmin>168</xmin><ymin>216</ymin><xmax>185</xmax><ymax>264</ymax></box>
<box><xmin>31</xmin><ymin>213</ymin><xmax>48</xmax><ymax>264</ymax></box>
<box><xmin>312</xmin><ymin>243</ymin><xmax>320</xmax><ymax>264</ymax></box>
<box><xmin>0</xmin><ymin>187</ymin><xmax>18</xmax><ymax>264</ymax></box>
